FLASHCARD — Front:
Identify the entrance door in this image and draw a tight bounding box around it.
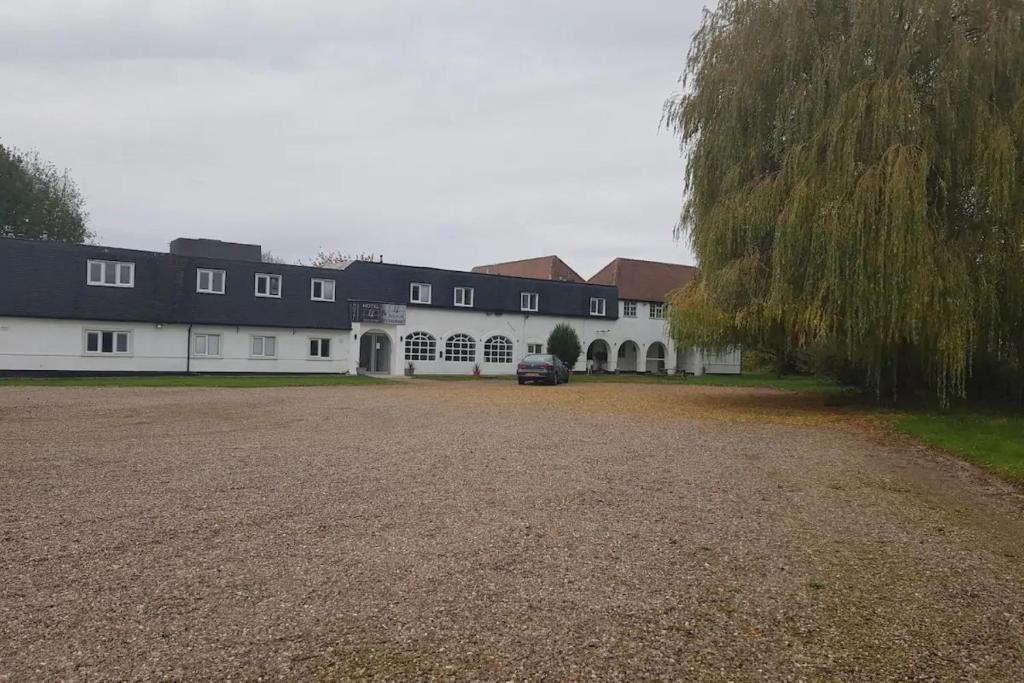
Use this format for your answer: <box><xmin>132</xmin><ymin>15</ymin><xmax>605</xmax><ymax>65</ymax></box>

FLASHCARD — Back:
<box><xmin>359</xmin><ymin>332</ymin><xmax>391</xmax><ymax>374</ymax></box>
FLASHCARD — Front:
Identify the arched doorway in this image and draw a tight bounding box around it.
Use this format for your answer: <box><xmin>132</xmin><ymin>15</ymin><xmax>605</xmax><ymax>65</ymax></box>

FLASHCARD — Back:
<box><xmin>617</xmin><ymin>340</ymin><xmax>640</xmax><ymax>372</ymax></box>
<box><xmin>586</xmin><ymin>339</ymin><xmax>610</xmax><ymax>373</ymax></box>
<box><xmin>359</xmin><ymin>330</ymin><xmax>392</xmax><ymax>374</ymax></box>
<box><xmin>646</xmin><ymin>342</ymin><xmax>667</xmax><ymax>374</ymax></box>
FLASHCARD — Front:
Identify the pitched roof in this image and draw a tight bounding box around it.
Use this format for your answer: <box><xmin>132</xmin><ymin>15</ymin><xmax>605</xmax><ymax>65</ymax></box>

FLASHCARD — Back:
<box><xmin>587</xmin><ymin>258</ymin><xmax>698</xmax><ymax>303</ymax></box>
<box><xmin>471</xmin><ymin>255</ymin><xmax>584</xmax><ymax>283</ymax></box>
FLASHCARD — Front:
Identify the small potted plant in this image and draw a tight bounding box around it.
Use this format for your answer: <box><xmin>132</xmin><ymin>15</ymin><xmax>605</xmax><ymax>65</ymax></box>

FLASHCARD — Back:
<box><xmin>472</xmin><ymin>363</ymin><xmax>481</xmax><ymax>377</ymax></box>
<box><xmin>405</xmin><ymin>362</ymin><xmax>415</xmax><ymax>376</ymax></box>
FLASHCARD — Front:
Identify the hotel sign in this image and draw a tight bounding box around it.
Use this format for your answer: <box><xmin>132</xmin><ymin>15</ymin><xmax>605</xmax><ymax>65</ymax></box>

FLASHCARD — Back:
<box><xmin>350</xmin><ymin>301</ymin><xmax>407</xmax><ymax>325</ymax></box>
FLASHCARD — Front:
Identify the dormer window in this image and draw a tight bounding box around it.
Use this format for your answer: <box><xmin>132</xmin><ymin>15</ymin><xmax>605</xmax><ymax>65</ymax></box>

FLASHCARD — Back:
<box><xmin>520</xmin><ymin>292</ymin><xmax>539</xmax><ymax>312</ymax></box>
<box><xmin>650</xmin><ymin>303</ymin><xmax>666</xmax><ymax>319</ymax></box>
<box><xmin>87</xmin><ymin>260</ymin><xmax>134</xmax><ymax>288</ymax></box>
<box><xmin>310</xmin><ymin>278</ymin><xmax>335</xmax><ymax>302</ymax></box>
<box><xmin>255</xmin><ymin>273</ymin><xmax>281</xmax><ymax>298</ymax></box>
<box><xmin>196</xmin><ymin>269</ymin><xmax>225</xmax><ymax>294</ymax></box>
<box><xmin>454</xmin><ymin>286</ymin><xmax>474</xmax><ymax>307</ymax></box>
<box><xmin>410</xmin><ymin>282</ymin><xmax>431</xmax><ymax>304</ymax></box>
<box><xmin>590</xmin><ymin>297</ymin><xmax>606</xmax><ymax>316</ymax></box>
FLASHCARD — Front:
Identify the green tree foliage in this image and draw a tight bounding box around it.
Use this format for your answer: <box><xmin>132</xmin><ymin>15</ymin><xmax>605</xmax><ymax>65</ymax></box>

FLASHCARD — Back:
<box><xmin>666</xmin><ymin>0</ymin><xmax>1024</xmax><ymax>403</ymax></box>
<box><xmin>0</xmin><ymin>144</ymin><xmax>92</xmax><ymax>243</ymax></box>
<box><xmin>546</xmin><ymin>323</ymin><xmax>582</xmax><ymax>369</ymax></box>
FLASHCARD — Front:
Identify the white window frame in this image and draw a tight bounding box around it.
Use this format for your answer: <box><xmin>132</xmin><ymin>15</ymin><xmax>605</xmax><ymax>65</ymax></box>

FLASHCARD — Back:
<box><xmin>86</xmin><ymin>260</ymin><xmax>135</xmax><ymax>288</ymax></box>
<box><xmin>310</xmin><ymin>278</ymin><xmax>335</xmax><ymax>302</ymax></box>
<box><xmin>192</xmin><ymin>333</ymin><xmax>222</xmax><ymax>357</ymax></box>
<box><xmin>483</xmin><ymin>335</ymin><xmax>513</xmax><ymax>364</ymax></box>
<box><xmin>250</xmin><ymin>335</ymin><xmax>277</xmax><ymax>358</ymax></box>
<box><xmin>444</xmin><ymin>333</ymin><xmax>476</xmax><ymax>362</ymax></box>
<box><xmin>520</xmin><ymin>292</ymin><xmax>539</xmax><ymax>312</ymax></box>
<box><xmin>453</xmin><ymin>286</ymin><xmax>474</xmax><ymax>308</ymax></box>
<box><xmin>650</xmin><ymin>302</ymin><xmax>666</xmax><ymax>319</ymax></box>
<box><xmin>623</xmin><ymin>300</ymin><xmax>637</xmax><ymax>317</ymax></box>
<box><xmin>83</xmin><ymin>329</ymin><xmax>132</xmax><ymax>356</ymax></box>
<box><xmin>308</xmin><ymin>337</ymin><xmax>332</xmax><ymax>359</ymax></box>
<box><xmin>404</xmin><ymin>331</ymin><xmax>437</xmax><ymax>361</ymax></box>
<box><xmin>527</xmin><ymin>343</ymin><xmax>544</xmax><ymax>355</ymax></box>
<box><xmin>196</xmin><ymin>268</ymin><xmax>226</xmax><ymax>295</ymax></box>
<box><xmin>255</xmin><ymin>273</ymin><xmax>282</xmax><ymax>298</ymax></box>
<box><xmin>590</xmin><ymin>297</ymin><xmax>606</xmax><ymax>316</ymax></box>
<box><xmin>410</xmin><ymin>282</ymin><xmax>432</xmax><ymax>304</ymax></box>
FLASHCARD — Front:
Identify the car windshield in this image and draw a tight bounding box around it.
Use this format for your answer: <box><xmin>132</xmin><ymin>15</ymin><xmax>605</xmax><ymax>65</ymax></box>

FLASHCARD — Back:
<box><xmin>522</xmin><ymin>354</ymin><xmax>553</xmax><ymax>363</ymax></box>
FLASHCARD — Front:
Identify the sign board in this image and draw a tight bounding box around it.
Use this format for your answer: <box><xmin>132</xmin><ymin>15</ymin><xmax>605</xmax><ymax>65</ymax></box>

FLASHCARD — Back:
<box><xmin>350</xmin><ymin>302</ymin><xmax>406</xmax><ymax>325</ymax></box>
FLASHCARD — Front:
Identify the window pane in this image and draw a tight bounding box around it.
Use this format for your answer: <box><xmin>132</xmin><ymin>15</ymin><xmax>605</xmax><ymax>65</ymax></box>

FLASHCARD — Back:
<box><xmin>86</xmin><ymin>332</ymin><xmax>99</xmax><ymax>352</ymax></box>
<box><xmin>118</xmin><ymin>263</ymin><xmax>132</xmax><ymax>284</ymax></box>
<box><xmin>253</xmin><ymin>337</ymin><xmax>263</xmax><ymax>355</ymax></box>
<box><xmin>257</xmin><ymin>276</ymin><xmax>267</xmax><ymax>294</ymax></box>
<box><xmin>312</xmin><ymin>281</ymin><xmax>322</xmax><ymax>298</ymax></box>
<box><xmin>194</xmin><ymin>335</ymin><xmax>207</xmax><ymax>355</ymax></box>
<box><xmin>199</xmin><ymin>271</ymin><xmax>210</xmax><ymax>290</ymax></box>
<box><xmin>324</xmin><ymin>280</ymin><xmax>334</xmax><ymax>299</ymax></box>
<box><xmin>310</xmin><ymin>339</ymin><xmax>318</xmax><ymax>356</ymax></box>
<box><xmin>89</xmin><ymin>262</ymin><xmax>102</xmax><ymax>283</ymax></box>
<box><xmin>265</xmin><ymin>337</ymin><xmax>276</xmax><ymax>356</ymax></box>
<box><xmin>101</xmin><ymin>331</ymin><xmax>113</xmax><ymax>353</ymax></box>
<box><xmin>115</xmin><ymin>333</ymin><xmax>129</xmax><ymax>353</ymax></box>
<box><xmin>212</xmin><ymin>271</ymin><xmax>224</xmax><ymax>292</ymax></box>
<box><xmin>269</xmin><ymin>277</ymin><xmax>280</xmax><ymax>296</ymax></box>
<box><xmin>208</xmin><ymin>335</ymin><xmax>220</xmax><ymax>355</ymax></box>
<box><xmin>321</xmin><ymin>339</ymin><xmax>330</xmax><ymax>357</ymax></box>
<box><xmin>103</xmin><ymin>265</ymin><xmax>116</xmax><ymax>284</ymax></box>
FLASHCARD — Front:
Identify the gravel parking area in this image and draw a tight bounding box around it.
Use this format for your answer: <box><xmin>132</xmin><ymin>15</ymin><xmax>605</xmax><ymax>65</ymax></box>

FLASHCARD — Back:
<box><xmin>1</xmin><ymin>381</ymin><xmax>1022</xmax><ymax>680</ymax></box>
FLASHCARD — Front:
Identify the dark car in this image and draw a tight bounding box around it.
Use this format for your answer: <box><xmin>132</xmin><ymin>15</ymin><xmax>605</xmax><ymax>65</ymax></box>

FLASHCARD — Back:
<box><xmin>516</xmin><ymin>354</ymin><xmax>570</xmax><ymax>385</ymax></box>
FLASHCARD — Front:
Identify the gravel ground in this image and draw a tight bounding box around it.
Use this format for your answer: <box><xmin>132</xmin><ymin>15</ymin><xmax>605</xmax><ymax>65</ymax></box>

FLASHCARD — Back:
<box><xmin>1</xmin><ymin>381</ymin><xmax>1022</xmax><ymax>681</ymax></box>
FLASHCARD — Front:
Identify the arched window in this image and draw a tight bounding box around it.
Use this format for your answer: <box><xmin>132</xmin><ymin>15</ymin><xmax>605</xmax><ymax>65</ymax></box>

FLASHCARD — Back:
<box><xmin>483</xmin><ymin>335</ymin><xmax>513</xmax><ymax>364</ymax></box>
<box><xmin>444</xmin><ymin>333</ymin><xmax>476</xmax><ymax>362</ymax></box>
<box><xmin>404</xmin><ymin>331</ymin><xmax>436</xmax><ymax>361</ymax></box>
<box><xmin>646</xmin><ymin>342</ymin><xmax>666</xmax><ymax>373</ymax></box>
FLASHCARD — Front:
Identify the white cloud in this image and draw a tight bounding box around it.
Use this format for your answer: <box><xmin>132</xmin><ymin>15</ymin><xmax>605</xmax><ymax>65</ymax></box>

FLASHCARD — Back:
<box><xmin>0</xmin><ymin>0</ymin><xmax>707</xmax><ymax>277</ymax></box>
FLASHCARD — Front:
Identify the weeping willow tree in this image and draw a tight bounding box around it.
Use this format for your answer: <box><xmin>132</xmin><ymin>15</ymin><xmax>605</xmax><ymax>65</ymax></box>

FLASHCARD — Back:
<box><xmin>666</xmin><ymin>0</ymin><xmax>1024</xmax><ymax>402</ymax></box>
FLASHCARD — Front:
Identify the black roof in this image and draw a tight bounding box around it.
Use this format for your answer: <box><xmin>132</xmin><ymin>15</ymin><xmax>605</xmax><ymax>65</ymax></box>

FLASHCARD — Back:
<box><xmin>343</xmin><ymin>260</ymin><xmax>618</xmax><ymax>318</ymax></box>
<box><xmin>0</xmin><ymin>237</ymin><xmax>619</xmax><ymax>329</ymax></box>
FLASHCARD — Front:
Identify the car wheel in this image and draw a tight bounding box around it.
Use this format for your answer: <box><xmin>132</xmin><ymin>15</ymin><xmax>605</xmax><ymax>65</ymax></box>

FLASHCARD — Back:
<box><xmin>518</xmin><ymin>378</ymin><xmax>526</xmax><ymax>385</ymax></box>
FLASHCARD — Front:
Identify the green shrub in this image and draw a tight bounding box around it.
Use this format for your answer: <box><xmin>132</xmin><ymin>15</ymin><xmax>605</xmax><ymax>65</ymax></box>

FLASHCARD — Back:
<box><xmin>546</xmin><ymin>323</ymin><xmax>582</xmax><ymax>369</ymax></box>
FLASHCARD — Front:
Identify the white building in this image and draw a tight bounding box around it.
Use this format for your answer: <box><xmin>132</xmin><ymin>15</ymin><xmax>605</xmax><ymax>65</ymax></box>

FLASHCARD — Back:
<box><xmin>0</xmin><ymin>237</ymin><xmax>741</xmax><ymax>377</ymax></box>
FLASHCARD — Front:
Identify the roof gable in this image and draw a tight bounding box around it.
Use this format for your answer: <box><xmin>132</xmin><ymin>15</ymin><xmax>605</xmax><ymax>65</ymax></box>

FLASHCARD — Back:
<box><xmin>588</xmin><ymin>258</ymin><xmax>697</xmax><ymax>302</ymax></box>
<box><xmin>471</xmin><ymin>255</ymin><xmax>584</xmax><ymax>283</ymax></box>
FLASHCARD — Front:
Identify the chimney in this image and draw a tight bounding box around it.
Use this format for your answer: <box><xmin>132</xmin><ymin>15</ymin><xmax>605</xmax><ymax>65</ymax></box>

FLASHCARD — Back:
<box><xmin>169</xmin><ymin>238</ymin><xmax>262</xmax><ymax>262</ymax></box>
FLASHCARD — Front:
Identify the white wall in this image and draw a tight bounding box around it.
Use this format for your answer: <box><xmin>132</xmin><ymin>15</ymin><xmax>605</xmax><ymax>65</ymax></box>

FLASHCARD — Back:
<box><xmin>0</xmin><ymin>317</ymin><xmax>351</xmax><ymax>374</ymax></box>
<box><xmin>352</xmin><ymin>302</ymin><xmax>698</xmax><ymax>376</ymax></box>
<box><xmin>0</xmin><ymin>318</ymin><xmax>188</xmax><ymax>372</ymax></box>
<box><xmin>188</xmin><ymin>325</ymin><xmax>351</xmax><ymax>374</ymax></box>
<box><xmin>0</xmin><ymin>312</ymin><xmax>741</xmax><ymax>376</ymax></box>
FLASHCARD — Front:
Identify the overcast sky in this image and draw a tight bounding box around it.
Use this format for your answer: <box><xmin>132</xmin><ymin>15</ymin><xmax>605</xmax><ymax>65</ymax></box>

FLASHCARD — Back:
<box><xmin>1</xmin><ymin>1</ymin><xmax>707</xmax><ymax>276</ymax></box>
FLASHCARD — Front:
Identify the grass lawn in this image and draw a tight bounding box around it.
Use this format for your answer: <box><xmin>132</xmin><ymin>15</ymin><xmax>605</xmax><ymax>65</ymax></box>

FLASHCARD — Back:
<box><xmin>0</xmin><ymin>374</ymin><xmax>391</xmax><ymax>388</ymax></box>
<box><xmin>412</xmin><ymin>371</ymin><xmax>840</xmax><ymax>392</ymax></box>
<box><xmin>571</xmin><ymin>371</ymin><xmax>841</xmax><ymax>392</ymax></box>
<box><xmin>893</xmin><ymin>411</ymin><xmax>1024</xmax><ymax>485</ymax></box>
<box><xmin>406</xmin><ymin>374</ymin><xmax>508</xmax><ymax>381</ymax></box>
